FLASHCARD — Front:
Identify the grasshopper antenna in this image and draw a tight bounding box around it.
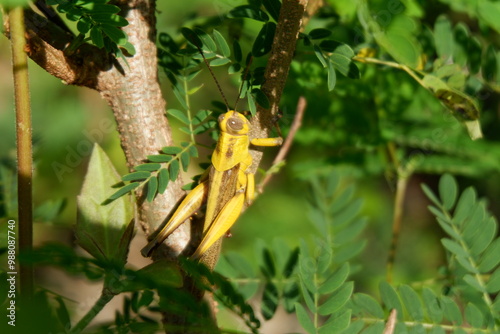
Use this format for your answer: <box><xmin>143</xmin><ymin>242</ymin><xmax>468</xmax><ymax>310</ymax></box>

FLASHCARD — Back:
<box><xmin>196</xmin><ymin>46</ymin><xmax>230</xmax><ymax>110</ymax></box>
<box><xmin>234</xmin><ymin>55</ymin><xmax>253</xmax><ymax>112</ymax></box>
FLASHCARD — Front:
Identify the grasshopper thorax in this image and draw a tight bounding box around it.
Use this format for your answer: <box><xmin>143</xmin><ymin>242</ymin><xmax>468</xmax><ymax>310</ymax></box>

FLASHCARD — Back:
<box><xmin>219</xmin><ymin>110</ymin><xmax>250</xmax><ymax>136</ymax></box>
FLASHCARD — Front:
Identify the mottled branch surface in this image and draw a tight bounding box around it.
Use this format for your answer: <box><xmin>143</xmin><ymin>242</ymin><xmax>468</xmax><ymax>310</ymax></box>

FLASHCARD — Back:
<box><xmin>249</xmin><ymin>0</ymin><xmax>309</xmax><ymax>172</ymax></box>
<box><xmin>4</xmin><ymin>1</ymin><xmax>190</xmax><ymax>256</ymax></box>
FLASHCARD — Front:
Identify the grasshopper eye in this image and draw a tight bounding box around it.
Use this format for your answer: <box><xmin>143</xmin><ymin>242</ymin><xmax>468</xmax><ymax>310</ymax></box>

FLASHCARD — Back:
<box><xmin>228</xmin><ymin>117</ymin><xmax>244</xmax><ymax>131</ymax></box>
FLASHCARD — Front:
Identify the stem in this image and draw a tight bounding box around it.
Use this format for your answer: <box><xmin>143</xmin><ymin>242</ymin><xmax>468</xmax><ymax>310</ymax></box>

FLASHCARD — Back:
<box><xmin>353</xmin><ymin>56</ymin><xmax>426</xmax><ymax>87</ymax></box>
<box><xmin>68</xmin><ymin>288</ymin><xmax>115</xmax><ymax>334</ymax></box>
<box><xmin>386</xmin><ymin>168</ymin><xmax>411</xmax><ymax>283</ymax></box>
<box><xmin>10</xmin><ymin>6</ymin><xmax>34</xmax><ymax>299</ymax></box>
<box><xmin>257</xmin><ymin>96</ymin><xmax>306</xmax><ymax>193</ymax></box>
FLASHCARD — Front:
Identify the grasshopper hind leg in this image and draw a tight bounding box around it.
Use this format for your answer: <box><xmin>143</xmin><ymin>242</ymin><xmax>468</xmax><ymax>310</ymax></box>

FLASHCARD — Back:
<box><xmin>191</xmin><ymin>190</ymin><xmax>245</xmax><ymax>259</ymax></box>
<box><xmin>141</xmin><ymin>181</ymin><xmax>208</xmax><ymax>257</ymax></box>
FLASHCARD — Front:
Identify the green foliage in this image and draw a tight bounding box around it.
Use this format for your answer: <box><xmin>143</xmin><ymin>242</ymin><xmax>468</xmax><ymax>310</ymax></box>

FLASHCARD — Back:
<box><xmin>107</xmin><ymin>142</ymin><xmax>198</xmax><ymax>202</ymax></box>
<box><xmin>217</xmin><ymin>239</ymin><xmax>300</xmax><ymax>320</ymax></box>
<box><xmin>77</xmin><ymin>144</ymin><xmax>134</xmax><ymax>263</ymax></box>
<box><xmin>422</xmin><ymin>174</ymin><xmax>500</xmax><ymax>329</ymax></box>
<box><xmin>46</xmin><ymin>0</ymin><xmax>135</xmax><ymax>57</ymax></box>
<box><xmin>302</xmin><ymin>32</ymin><xmax>360</xmax><ymax>91</ymax></box>
<box><xmin>160</xmin><ymin>26</ymin><xmax>273</xmax><ymax>115</ymax></box>
<box><xmin>294</xmin><ymin>172</ymin><xmax>366</xmax><ymax>334</ymax></box>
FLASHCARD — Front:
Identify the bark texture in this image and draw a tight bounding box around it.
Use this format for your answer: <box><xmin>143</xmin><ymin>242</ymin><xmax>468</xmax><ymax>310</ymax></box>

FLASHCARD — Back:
<box><xmin>6</xmin><ymin>1</ymin><xmax>190</xmax><ymax>256</ymax></box>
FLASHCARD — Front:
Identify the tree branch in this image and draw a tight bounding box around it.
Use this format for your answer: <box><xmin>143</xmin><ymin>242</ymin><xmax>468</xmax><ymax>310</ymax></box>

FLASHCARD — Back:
<box><xmin>249</xmin><ymin>0</ymin><xmax>309</xmax><ymax>171</ymax></box>
<box><xmin>4</xmin><ymin>1</ymin><xmax>190</xmax><ymax>257</ymax></box>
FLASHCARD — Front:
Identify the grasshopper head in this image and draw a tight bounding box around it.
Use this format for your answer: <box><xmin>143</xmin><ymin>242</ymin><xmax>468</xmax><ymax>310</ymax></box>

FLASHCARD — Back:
<box><xmin>219</xmin><ymin>110</ymin><xmax>250</xmax><ymax>135</ymax></box>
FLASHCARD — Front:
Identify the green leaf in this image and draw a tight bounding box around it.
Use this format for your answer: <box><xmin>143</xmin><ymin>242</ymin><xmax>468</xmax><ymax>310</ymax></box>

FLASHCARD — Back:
<box><xmin>352</xmin><ymin>293</ymin><xmax>384</xmax><ymax>318</ymax></box>
<box><xmin>327</xmin><ymin>60</ymin><xmax>336</xmax><ymax>91</ymax></box>
<box><xmin>342</xmin><ymin>321</ymin><xmax>365</xmax><ymax>334</ymax></box>
<box><xmin>180</xmin><ymin>152</ymin><xmax>190</xmax><ymax>172</ymax></box>
<box><xmin>482</xmin><ymin>45</ymin><xmax>497</xmax><ymax>83</ymax></box>
<box><xmin>188</xmin><ymin>145</ymin><xmax>198</xmax><ymax>158</ymax></box>
<box><xmin>318</xmin><ymin>282</ymin><xmax>353</xmax><ymax>315</ymax></box>
<box><xmin>439</xmin><ymin>173</ymin><xmax>457</xmax><ymax>210</ymax></box>
<box><xmin>194</xmin><ymin>28</ymin><xmax>216</xmax><ymax>53</ymax></box>
<box><xmin>421</xmin><ymin>183</ymin><xmax>441</xmax><ymax>208</ymax></box>
<box><xmin>181</xmin><ymin>27</ymin><xmax>202</xmax><ymax>48</ymax></box>
<box><xmin>54</xmin><ymin>296</ymin><xmax>70</xmax><ymax>330</ymax></box>
<box><xmin>167</xmin><ymin>109</ymin><xmax>189</xmax><ymax>124</ymax></box>
<box><xmin>422</xmin><ymin>288</ymin><xmax>443</xmax><ymax>323</ymax></box>
<box><xmin>319</xmin><ymin>309</ymin><xmax>351</xmax><ymax>334</ymax></box>
<box><xmin>213</xmin><ymin>29</ymin><xmax>230</xmax><ymax>57</ymax></box>
<box><xmin>477</xmin><ymin>0</ymin><xmax>500</xmax><ymax>34</ymax></box>
<box><xmin>247</xmin><ymin>90</ymin><xmax>257</xmax><ymax>116</ymax></box>
<box><xmin>479</xmin><ymin>238</ymin><xmax>500</xmax><ymax>273</ymax></box>
<box><xmin>295</xmin><ymin>303</ymin><xmax>315</xmax><ymax>334</ymax></box>
<box><xmin>399</xmin><ymin>285</ymin><xmax>424</xmax><ymax>321</ymax></box>
<box><xmin>375</xmin><ymin>17</ymin><xmax>421</xmax><ymax>68</ymax></box>
<box><xmin>318</xmin><ymin>263</ymin><xmax>349</xmax><ymax>294</ymax></box>
<box><xmin>90</xmin><ymin>27</ymin><xmax>104</xmax><ymax>48</ymax></box>
<box><xmin>100</xmin><ymin>24</ymin><xmax>127</xmax><ymax>45</ymax></box>
<box><xmin>263</xmin><ymin>0</ymin><xmax>281</xmax><ymax>21</ymax></box>
<box><xmin>379</xmin><ymin>281</ymin><xmax>403</xmax><ymax>320</ymax></box>
<box><xmin>146</xmin><ymin>176</ymin><xmax>158</xmax><ymax>202</ymax></box>
<box><xmin>228</xmin><ymin>5</ymin><xmax>269</xmax><ymax>22</ymax></box>
<box><xmin>147</xmin><ymin>155</ymin><xmax>172</xmax><ymax>163</ymax></box>
<box><xmin>134</xmin><ymin>259</ymin><xmax>183</xmax><ymax>289</ymax></box>
<box><xmin>434</xmin><ymin>15</ymin><xmax>454</xmax><ymax>61</ymax></box>
<box><xmin>464</xmin><ymin>303</ymin><xmax>484</xmax><ymax>328</ymax></box>
<box><xmin>486</xmin><ymin>267</ymin><xmax>500</xmax><ymax>293</ymax></box>
<box><xmin>469</xmin><ymin>218</ymin><xmax>496</xmax><ymax>256</ymax></box>
<box><xmin>77</xmin><ymin>144</ymin><xmax>134</xmax><ymax>264</ymax></box>
<box><xmin>135</xmin><ymin>163</ymin><xmax>161</xmax><ymax>172</ymax></box>
<box><xmin>252</xmin><ymin>22</ymin><xmax>276</xmax><ymax>57</ymax></box>
<box><xmin>252</xmin><ymin>88</ymin><xmax>270</xmax><ymax>109</ymax></box>
<box><xmin>361</xmin><ymin>323</ymin><xmax>385</xmax><ymax>334</ymax></box>
<box><xmin>283</xmin><ymin>281</ymin><xmax>300</xmax><ymax>313</ymax></box>
<box><xmin>467</xmin><ymin>37</ymin><xmax>482</xmax><ymax>75</ymax></box>
<box><xmin>453</xmin><ymin>23</ymin><xmax>469</xmax><ymax>67</ymax></box>
<box><xmin>121</xmin><ymin>171</ymin><xmax>150</xmax><ymax>181</ymax></box>
<box><xmin>80</xmin><ymin>3</ymin><xmax>120</xmax><ymax>13</ymax></box>
<box><xmin>429</xmin><ymin>327</ymin><xmax>446</xmax><ymax>334</ymax></box>
<box><xmin>453</xmin><ymin>187</ymin><xmax>476</xmax><ymax>226</ymax></box>
<box><xmin>92</xmin><ymin>13</ymin><xmax>128</xmax><ymax>27</ymax></box>
<box><xmin>76</xmin><ymin>16</ymin><xmax>92</xmax><ymax>34</ymax></box>
<box><xmin>192</xmin><ymin>109</ymin><xmax>211</xmax><ymax>125</ymax></box>
<box><xmin>233</xmin><ymin>40</ymin><xmax>243</xmax><ymax>62</ymax></box>
<box><xmin>334</xmin><ymin>198</ymin><xmax>363</xmax><ymax>227</ymax></box>
<box><xmin>308</xmin><ymin>28</ymin><xmax>332</xmax><ymax>40</ymax></box>
<box><xmin>441</xmin><ymin>296</ymin><xmax>462</xmax><ymax>325</ymax></box>
<box><xmin>314</xmin><ymin>44</ymin><xmax>328</xmax><ymax>68</ymax></box>
<box><xmin>107</xmin><ymin>182</ymin><xmax>140</xmax><ymax>201</ymax></box>
<box><xmin>210</xmin><ymin>58</ymin><xmax>231</xmax><ymax>66</ymax></box>
<box><xmin>282</xmin><ymin>247</ymin><xmax>300</xmax><ymax>278</ymax></box>
<box><xmin>261</xmin><ymin>282</ymin><xmax>278</xmax><ymax>320</ymax></box>
<box><xmin>441</xmin><ymin>238</ymin><xmax>468</xmax><ymax>259</ymax></box>
<box><xmin>157</xmin><ymin>168</ymin><xmax>169</xmax><ymax>194</ymax></box>
<box><xmin>169</xmin><ymin>159</ymin><xmax>180</xmax><ymax>181</ymax></box>
<box><xmin>162</xmin><ymin>146</ymin><xmax>182</xmax><ymax>154</ymax></box>
<box><xmin>121</xmin><ymin>41</ymin><xmax>136</xmax><ymax>56</ymax></box>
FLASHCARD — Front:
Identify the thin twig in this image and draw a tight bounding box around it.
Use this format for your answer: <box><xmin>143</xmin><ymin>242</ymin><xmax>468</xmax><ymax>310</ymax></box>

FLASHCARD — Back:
<box><xmin>383</xmin><ymin>309</ymin><xmax>398</xmax><ymax>334</ymax></box>
<box><xmin>257</xmin><ymin>96</ymin><xmax>306</xmax><ymax>193</ymax></box>
<box><xmin>10</xmin><ymin>6</ymin><xmax>34</xmax><ymax>299</ymax></box>
<box><xmin>386</xmin><ymin>169</ymin><xmax>411</xmax><ymax>283</ymax></box>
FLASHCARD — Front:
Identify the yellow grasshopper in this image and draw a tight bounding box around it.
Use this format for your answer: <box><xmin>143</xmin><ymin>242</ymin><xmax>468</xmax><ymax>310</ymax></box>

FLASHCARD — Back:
<box><xmin>141</xmin><ymin>110</ymin><xmax>282</xmax><ymax>260</ymax></box>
